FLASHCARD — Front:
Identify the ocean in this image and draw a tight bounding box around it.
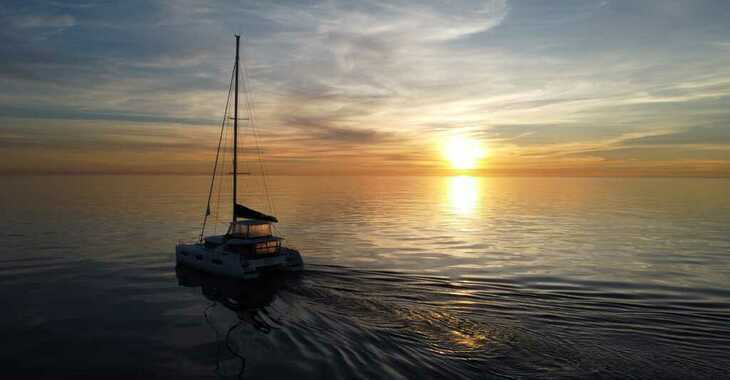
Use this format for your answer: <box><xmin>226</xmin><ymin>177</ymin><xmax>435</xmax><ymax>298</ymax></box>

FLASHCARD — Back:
<box><xmin>1</xmin><ymin>175</ymin><xmax>729</xmax><ymax>379</ymax></box>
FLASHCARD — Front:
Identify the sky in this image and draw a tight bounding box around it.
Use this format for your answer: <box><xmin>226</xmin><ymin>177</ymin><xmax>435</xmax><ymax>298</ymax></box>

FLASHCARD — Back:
<box><xmin>1</xmin><ymin>0</ymin><xmax>730</xmax><ymax>176</ymax></box>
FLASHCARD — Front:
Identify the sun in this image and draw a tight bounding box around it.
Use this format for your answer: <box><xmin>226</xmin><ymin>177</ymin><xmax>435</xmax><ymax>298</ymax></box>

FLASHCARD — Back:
<box><xmin>442</xmin><ymin>136</ymin><xmax>487</xmax><ymax>170</ymax></box>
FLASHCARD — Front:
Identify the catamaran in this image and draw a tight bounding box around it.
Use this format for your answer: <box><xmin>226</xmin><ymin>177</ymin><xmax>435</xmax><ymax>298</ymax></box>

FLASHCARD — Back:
<box><xmin>176</xmin><ymin>35</ymin><xmax>303</xmax><ymax>279</ymax></box>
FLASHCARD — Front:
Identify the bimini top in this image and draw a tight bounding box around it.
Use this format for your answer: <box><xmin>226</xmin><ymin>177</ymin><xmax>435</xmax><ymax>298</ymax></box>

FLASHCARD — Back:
<box><xmin>234</xmin><ymin>203</ymin><xmax>278</xmax><ymax>223</ymax></box>
<box><xmin>232</xmin><ymin>219</ymin><xmax>274</xmax><ymax>226</ymax></box>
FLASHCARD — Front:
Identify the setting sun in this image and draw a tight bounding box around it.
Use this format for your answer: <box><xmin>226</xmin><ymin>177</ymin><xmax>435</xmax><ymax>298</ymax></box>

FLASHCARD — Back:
<box><xmin>443</xmin><ymin>137</ymin><xmax>487</xmax><ymax>170</ymax></box>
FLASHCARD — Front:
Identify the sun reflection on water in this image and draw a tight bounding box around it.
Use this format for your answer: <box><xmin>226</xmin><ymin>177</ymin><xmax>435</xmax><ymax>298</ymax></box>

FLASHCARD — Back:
<box><xmin>448</xmin><ymin>176</ymin><xmax>480</xmax><ymax>216</ymax></box>
<box><xmin>450</xmin><ymin>330</ymin><xmax>489</xmax><ymax>349</ymax></box>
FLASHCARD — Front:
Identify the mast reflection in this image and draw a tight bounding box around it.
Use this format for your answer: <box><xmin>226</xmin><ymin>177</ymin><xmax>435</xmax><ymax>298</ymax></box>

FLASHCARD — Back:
<box><xmin>176</xmin><ymin>265</ymin><xmax>296</xmax><ymax>378</ymax></box>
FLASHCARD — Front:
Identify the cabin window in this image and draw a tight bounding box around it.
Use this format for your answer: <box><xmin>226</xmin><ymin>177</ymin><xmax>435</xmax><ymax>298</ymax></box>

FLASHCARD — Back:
<box><xmin>255</xmin><ymin>240</ymin><xmax>280</xmax><ymax>255</ymax></box>
<box><xmin>228</xmin><ymin>224</ymin><xmax>247</xmax><ymax>237</ymax></box>
<box><xmin>227</xmin><ymin>223</ymin><xmax>272</xmax><ymax>238</ymax></box>
<box><xmin>248</xmin><ymin>224</ymin><xmax>272</xmax><ymax>238</ymax></box>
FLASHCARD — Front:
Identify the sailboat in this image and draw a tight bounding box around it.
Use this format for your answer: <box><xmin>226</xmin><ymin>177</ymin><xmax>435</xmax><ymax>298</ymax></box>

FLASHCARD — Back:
<box><xmin>176</xmin><ymin>35</ymin><xmax>303</xmax><ymax>279</ymax></box>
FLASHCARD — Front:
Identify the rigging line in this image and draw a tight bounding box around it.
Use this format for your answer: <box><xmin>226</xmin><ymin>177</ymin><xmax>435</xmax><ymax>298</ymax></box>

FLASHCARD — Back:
<box><xmin>214</xmin><ymin>109</ymin><xmax>231</xmax><ymax>234</ymax></box>
<box><xmin>199</xmin><ymin>64</ymin><xmax>236</xmax><ymax>242</ymax></box>
<box><xmin>244</xmin><ymin>75</ymin><xmax>270</xmax><ymax>211</ymax></box>
<box><xmin>214</xmin><ymin>70</ymin><xmax>235</xmax><ymax>233</ymax></box>
<box><xmin>239</xmin><ymin>42</ymin><xmax>276</xmax><ymax>220</ymax></box>
<box><xmin>239</xmin><ymin>132</ymin><xmax>249</xmax><ymax>197</ymax></box>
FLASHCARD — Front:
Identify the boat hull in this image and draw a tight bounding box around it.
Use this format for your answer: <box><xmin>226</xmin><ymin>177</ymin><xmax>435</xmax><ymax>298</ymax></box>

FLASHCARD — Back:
<box><xmin>175</xmin><ymin>243</ymin><xmax>303</xmax><ymax>279</ymax></box>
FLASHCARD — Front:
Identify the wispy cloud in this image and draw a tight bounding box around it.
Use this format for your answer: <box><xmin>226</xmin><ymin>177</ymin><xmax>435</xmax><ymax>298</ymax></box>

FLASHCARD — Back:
<box><xmin>1</xmin><ymin>0</ymin><xmax>730</xmax><ymax>175</ymax></box>
<box><xmin>13</xmin><ymin>14</ymin><xmax>76</xmax><ymax>29</ymax></box>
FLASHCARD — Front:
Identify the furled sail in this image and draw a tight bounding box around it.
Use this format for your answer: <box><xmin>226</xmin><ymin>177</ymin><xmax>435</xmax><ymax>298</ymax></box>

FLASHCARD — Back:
<box><xmin>234</xmin><ymin>203</ymin><xmax>278</xmax><ymax>223</ymax></box>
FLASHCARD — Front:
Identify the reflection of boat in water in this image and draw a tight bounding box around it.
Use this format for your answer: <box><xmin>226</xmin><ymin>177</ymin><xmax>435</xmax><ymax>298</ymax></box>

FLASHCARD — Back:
<box><xmin>175</xmin><ymin>264</ymin><xmax>289</xmax><ymax>319</ymax></box>
<box><xmin>176</xmin><ymin>35</ymin><xmax>303</xmax><ymax>279</ymax></box>
<box><xmin>176</xmin><ymin>265</ymin><xmax>294</xmax><ymax>378</ymax></box>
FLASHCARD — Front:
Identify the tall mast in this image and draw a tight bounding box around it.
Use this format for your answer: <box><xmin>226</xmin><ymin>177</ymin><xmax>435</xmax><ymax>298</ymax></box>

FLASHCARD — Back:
<box><xmin>233</xmin><ymin>35</ymin><xmax>239</xmax><ymax>222</ymax></box>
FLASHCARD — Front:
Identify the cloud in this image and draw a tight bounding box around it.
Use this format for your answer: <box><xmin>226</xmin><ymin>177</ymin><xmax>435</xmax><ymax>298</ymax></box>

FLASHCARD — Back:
<box><xmin>568</xmin><ymin>146</ymin><xmax>730</xmax><ymax>162</ymax></box>
<box><xmin>621</xmin><ymin>126</ymin><xmax>730</xmax><ymax>146</ymax></box>
<box><xmin>1</xmin><ymin>0</ymin><xmax>730</xmax><ymax>175</ymax></box>
<box><xmin>13</xmin><ymin>14</ymin><xmax>76</xmax><ymax>29</ymax></box>
<box><xmin>284</xmin><ymin>116</ymin><xmax>394</xmax><ymax>144</ymax></box>
<box><xmin>0</xmin><ymin>105</ymin><xmax>216</xmax><ymax>126</ymax></box>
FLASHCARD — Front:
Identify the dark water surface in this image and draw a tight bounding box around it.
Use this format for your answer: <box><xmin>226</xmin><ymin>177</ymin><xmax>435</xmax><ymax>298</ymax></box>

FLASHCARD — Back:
<box><xmin>2</xmin><ymin>176</ymin><xmax>729</xmax><ymax>379</ymax></box>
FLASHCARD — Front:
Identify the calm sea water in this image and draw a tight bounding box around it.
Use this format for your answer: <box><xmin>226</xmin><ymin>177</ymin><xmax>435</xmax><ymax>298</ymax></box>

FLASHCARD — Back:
<box><xmin>1</xmin><ymin>175</ymin><xmax>729</xmax><ymax>379</ymax></box>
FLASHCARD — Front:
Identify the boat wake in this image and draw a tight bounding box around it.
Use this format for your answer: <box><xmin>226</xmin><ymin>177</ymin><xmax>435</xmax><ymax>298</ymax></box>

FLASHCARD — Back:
<box><xmin>177</xmin><ymin>262</ymin><xmax>730</xmax><ymax>379</ymax></box>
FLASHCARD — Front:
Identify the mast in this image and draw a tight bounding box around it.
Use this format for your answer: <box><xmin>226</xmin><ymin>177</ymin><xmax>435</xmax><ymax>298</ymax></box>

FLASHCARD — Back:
<box><xmin>233</xmin><ymin>35</ymin><xmax>239</xmax><ymax>223</ymax></box>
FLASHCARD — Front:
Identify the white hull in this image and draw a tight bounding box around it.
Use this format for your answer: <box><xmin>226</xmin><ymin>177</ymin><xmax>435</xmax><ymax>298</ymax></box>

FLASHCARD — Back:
<box><xmin>176</xmin><ymin>243</ymin><xmax>303</xmax><ymax>279</ymax></box>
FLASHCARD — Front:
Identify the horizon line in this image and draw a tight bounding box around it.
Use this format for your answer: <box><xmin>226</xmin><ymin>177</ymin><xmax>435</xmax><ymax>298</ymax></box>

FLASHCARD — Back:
<box><xmin>2</xmin><ymin>172</ymin><xmax>729</xmax><ymax>179</ymax></box>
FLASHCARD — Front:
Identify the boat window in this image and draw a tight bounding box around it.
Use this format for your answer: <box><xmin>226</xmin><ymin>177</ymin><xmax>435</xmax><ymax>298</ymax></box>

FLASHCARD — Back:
<box><xmin>227</xmin><ymin>223</ymin><xmax>272</xmax><ymax>238</ymax></box>
<box><xmin>255</xmin><ymin>240</ymin><xmax>280</xmax><ymax>255</ymax></box>
<box><xmin>228</xmin><ymin>224</ymin><xmax>247</xmax><ymax>237</ymax></box>
<box><xmin>248</xmin><ymin>224</ymin><xmax>272</xmax><ymax>238</ymax></box>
